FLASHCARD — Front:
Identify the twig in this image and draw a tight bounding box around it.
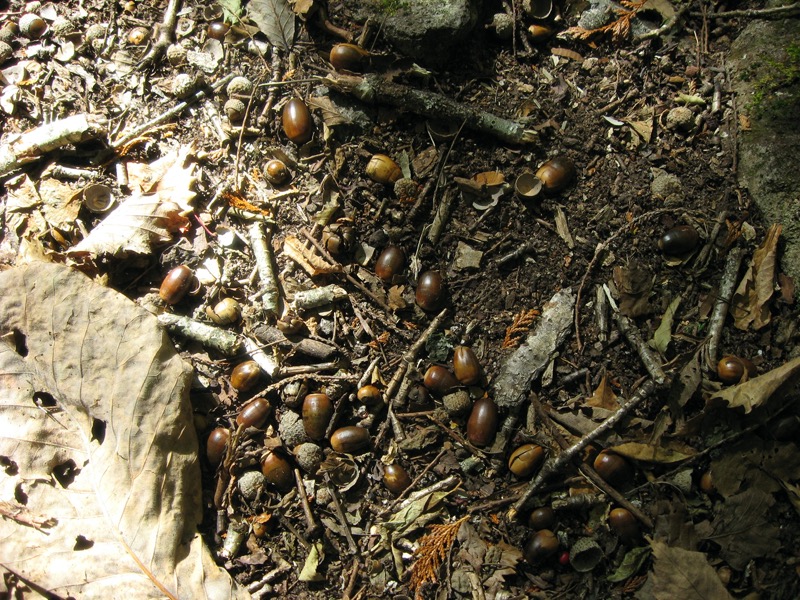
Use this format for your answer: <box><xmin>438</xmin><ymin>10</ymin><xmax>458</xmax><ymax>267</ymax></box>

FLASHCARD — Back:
<box><xmin>248</xmin><ymin>222</ymin><xmax>281</xmax><ymax>317</ymax></box>
<box><xmin>427</xmin><ymin>188</ymin><xmax>457</xmax><ymax>245</ymax></box>
<box><xmin>325</xmin><ymin>476</ymin><xmax>358</xmax><ymax>553</ymax></box>
<box><xmin>510</xmin><ymin>378</ymin><xmax>659</xmax><ymax>519</ymax></box>
<box><xmin>392</xmin><ymin>475</ymin><xmax>460</xmax><ymax>514</ymax></box>
<box><xmin>705</xmin><ymin>246</ymin><xmax>744</xmax><ymax>369</ymax></box>
<box><xmin>695</xmin><ymin>209</ymin><xmax>728</xmax><ymax>268</ymax></box>
<box><xmin>691</xmin><ymin>2</ymin><xmax>799</xmax><ymax>18</ymax></box>
<box><xmin>324</xmin><ymin>73</ymin><xmax>537</xmax><ymax>145</ymax></box>
<box><xmin>157</xmin><ymin>313</ymin><xmax>242</xmax><ymax>356</ymax></box>
<box><xmin>294</xmin><ymin>468</ymin><xmax>319</xmax><ymax>537</ymax></box>
<box><xmin>603</xmin><ymin>285</ymin><xmax>666</xmax><ymax>385</ymax></box>
<box><xmin>137</xmin><ymin>0</ymin><xmax>181</xmax><ymax>69</ymax></box>
<box><xmin>111</xmin><ymin>74</ymin><xmax>235</xmax><ymax>150</ymax></box>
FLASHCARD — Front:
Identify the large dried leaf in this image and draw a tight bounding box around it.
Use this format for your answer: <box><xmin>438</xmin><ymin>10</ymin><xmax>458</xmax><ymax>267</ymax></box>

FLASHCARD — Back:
<box><xmin>0</xmin><ymin>262</ymin><xmax>247</xmax><ymax>599</ymax></box>
<box><xmin>709</xmin><ymin>356</ymin><xmax>800</xmax><ymax>413</ymax></box>
<box><xmin>248</xmin><ymin>0</ymin><xmax>295</xmax><ymax>50</ymax></box>
<box><xmin>650</xmin><ymin>296</ymin><xmax>681</xmax><ymax>355</ymax></box>
<box><xmin>650</xmin><ymin>541</ymin><xmax>733</xmax><ymax>600</ymax></box>
<box><xmin>586</xmin><ymin>372</ymin><xmax>619</xmax><ymax>410</ymax></box>
<box><xmin>610</xmin><ymin>441</ymin><xmax>694</xmax><ymax>464</ymax></box>
<box><xmin>731</xmin><ymin>223</ymin><xmax>781</xmax><ymax>330</ymax></box>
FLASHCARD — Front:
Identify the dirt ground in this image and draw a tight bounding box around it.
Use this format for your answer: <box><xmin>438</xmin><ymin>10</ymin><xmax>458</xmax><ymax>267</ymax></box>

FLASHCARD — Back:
<box><xmin>2</xmin><ymin>0</ymin><xmax>800</xmax><ymax>598</ymax></box>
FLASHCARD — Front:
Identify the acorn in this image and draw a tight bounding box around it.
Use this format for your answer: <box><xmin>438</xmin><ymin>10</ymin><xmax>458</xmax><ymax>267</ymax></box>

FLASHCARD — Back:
<box><xmin>593</xmin><ymin>451</ymin><xmax>632</xmax><ymax>487</ymax></box>
<box><xmin>699</xmin><ymin>470</ymin><xmax>716</xmax><ymax>494</ymax></box>
<box><xmin>608</xmin><ymin>508</ymin><xmax>640</xmax><ymax>542</ymax></box>
<box><xmin>453</xmin><ymin>346</ymin><xmax>481</xmax><ymax>385</ymax></box>
<box><xmin>207</xmin><ymin>21</ymin><xmax>230</xmax><ymax>40</ymax></box>
<box><xmin>206</xmin><ymin>427</ymin><xmax>230</xmax><ymax>466</ymax></box>
<box><xmin>717</xmin><ymin>355</ymin><xmax>756</xmax><ymax>385</ymax></box>
<box><xmin>302</xmin><ymin>393</ymin><xmax>333</xmax><ymax>441</ymax></box>
<box><xmin>282</xmin><ymin>98</ymin><xmax>313</xmax><ymax>144</ymax></box>
<box><xmin>277</xmin><ymin>313</ymin><xmax>304</xmax><ymax>335</ymax></box>
<box><xmin>383</xmin><ymin>463</ymin><xmax>412</xmax><ymax>495</ymax></box>
<box><xmin>329</xmin><ymin>43</ymin><xmax>369</xmax><ymax>72</ymax></box>
<box><xmin>423</xmin><ymin>365</ymin><xmax>459</xmax><ymax>396</ymax></box>
<box><xmin>261</xmin><ymin>452</ymin><xmax>294</xmax><ymax>492</ymax></box>
<box><xmin>528</xmin><ymin>507</ymin><xmax>556</xmax><ymax>531</ymax></box>
<box><xmin>206</xmin><ymin>297</ymin><xmax>241</xmax><ymax>325</ymax></box>
<box><xmin>19</xmin><ymin>14</ymin><xmax>47</xmax><ymax>39</ymax></box>
<box><xmin>535</xmin><ymin>156</ymin><xmax>575</xmax><ymax>193</ymax></box>
<box><xmin>356</xmin><ymin>385</ymin><xmax>382</xmax><ymax>406</ymax></box>
<box><xmin>658</xmin><ymin>225</ymin><xmax>700</xmax><ymax>256</ymax></box>
<box><xmin>265</xmin><ymin>159</ymin><xmax>290</xmax><ymax>186</ymax></box>
<box><xmin>467</xmin><ymin>397</ymin><xmax>499</xmax><ymax>447</ymax></box>
<box><xmin>231</xmin><ymin>361</ymin><xmax>263</xmax><ymax>392</ymax></box>
<box><xmin>415</xmin><ymin>270</ymin><xmax>445</xmax><ymax>312</ymax></box>
<box><xmin>524</xmin><ymin>529</ymin><xmax>559</xmax><ymax>563</ymax></box>
<box><xmin>375</xmin><ymin>245</ymin><xmax>405</xmax><ymax>282</ymax></box>
<box><xmin>508</xmin><ymin>444</ymin><xmax>545</xmax><ymax>478</ymax></box>
<box><xmin>159</xmin><ymin>265</ymin><xmax>194</xmax><ymax>305</ymax></box>
<box><xmin>330</xmin><ymin>426</ymin><xmax>370</xmax><ymax>454</ymax></box>
<box><xmin>236</xmin><ymin>397</ymin><xmax>271</xmax><ymax>428</ymax></box>
<box><xmin>366</xmin><ymin>154</ymin><xmax>402</xmax><ymax>184</ymax></box>
<box><xmin>323</xmin><ymin>224</ymin><xmax>355</xmax><ymax>256</ymax></box>
<box><xmin>127</xmin><ymin>26</ymin><xmax>150</xmax><ymax>45</ymax></box>
<box><xmin>224</xmin><ymin>98</ymin><xmax>246</xmax><ymax>123</ymax></box>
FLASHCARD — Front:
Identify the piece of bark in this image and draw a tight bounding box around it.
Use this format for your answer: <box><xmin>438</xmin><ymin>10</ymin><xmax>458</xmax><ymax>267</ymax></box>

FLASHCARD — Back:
<box><xmin>324</xmin><ymin>73</ymin><xmax>536</xmax><ymax>145</ymax></box>
<box><xmin>251</xmin><ymin>324</ymin><xmax>338</xmax><ymax>361</ymax></box>
<box><xmin>157</xmin><ymin>313</ymin><xmax>242</xmax><ymax>356</ymax></box>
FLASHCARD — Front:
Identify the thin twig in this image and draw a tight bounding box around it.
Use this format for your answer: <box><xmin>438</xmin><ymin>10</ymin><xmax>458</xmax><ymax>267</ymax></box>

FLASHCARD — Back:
<box><xmin>705</xmin><ymin>246</ymin><xmax>744</xmax><ymax>368</ymax></box>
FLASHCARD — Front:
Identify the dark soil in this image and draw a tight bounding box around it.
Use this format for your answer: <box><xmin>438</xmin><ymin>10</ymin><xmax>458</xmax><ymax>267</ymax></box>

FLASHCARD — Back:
<box><xmin>2</xmin><ymin>0</ymin><xmax>800</xmax><ymax>598</ymax></box>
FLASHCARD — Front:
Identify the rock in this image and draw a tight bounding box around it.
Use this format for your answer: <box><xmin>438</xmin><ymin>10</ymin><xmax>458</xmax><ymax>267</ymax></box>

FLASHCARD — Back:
<box><xmin>728</xmin><ymin>19</ymin><xmax>800</xmax><ymax>295</ymax></box>
<box><xmin>650</xmin><ymin>168</ymin><xmax>682</xmax><ymax>200</ymax></box>
<box><xmin>665</xmin><ymin>106</ymin><xmax>694</xmax><ymax>132</ymax></box>
<box><xmin>348</xmin><ymin>0</ymin><xmax>479</xmax><ymax>65</ymax></box>
<box><xmin>278</xmin><ymin>410</ymin><xmax>308</xmax><ymax>446</ymax></box>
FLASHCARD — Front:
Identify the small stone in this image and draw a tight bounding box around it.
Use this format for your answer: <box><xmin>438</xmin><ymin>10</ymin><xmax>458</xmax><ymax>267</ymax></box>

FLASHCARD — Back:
<box><xmin>650</xmin><ymin>168</ymin><xmax>682</xmax><ymax>200</ymax></box>
<box><xmin>666</xmin><ymin>106</ymin><xmax>694</xmax><ymax>132</ymax></box>
<box><xmin>278</xmin><ymin>411</ymin><xmax>308</xmax><ymax>446</ymax></box>
<box><xmin>0</xmin><ymin>41</ymin><xmax>12</xmax><ymax>65</ymax></box>
<box><xmin>226</xmin><ymin>76</ymin><xmax>253</xmax><ymax>97</ymax></box>
<box><xmin>172</xmin><ymin>73</ymin><xmax>196</xmax><ymax>99</ymax></box>
<box><xmin>443</xmin><ymin>389</ymin><xmax>472</xmax><ymax>417</ymax></box>
<box><xmin>238</xmin><ymin>470</ymin><xmax>266</xmax><ymax>500</ymax></box>
<box><xmin>166</xmin><ymin>43</ymin><xmax>187</xmax><ymax>66</ymax></box>
<box><xmin>490</xmin><ymin>13</ymin><xmax>513</xmax><ymax>40</ymax></box>
<box><xmin>294</xmin><ymin>442</ymin><xmax>323</xmax><ymax>474</ymax></box>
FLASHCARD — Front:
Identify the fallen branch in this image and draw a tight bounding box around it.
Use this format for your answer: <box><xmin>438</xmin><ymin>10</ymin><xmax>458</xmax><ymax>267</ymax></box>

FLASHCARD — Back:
<box><xmin>137</xmin><ymin>0</ymin><xmax>182</xmax><ymax>70</ymax></box>
<box><xmin>0</xmin><ymin>114</ymin><xmax>107</xmax><ymax>177</ymax></box>
<box><xmin>691</xmin><ymin>2</ymin><xmax>799</xmax><ymax>18</ymax></box>
<box><xmin>249</xmin><ymin>222</ymin><xmax>282</xmax><ymax>317</ymax></box>
<box><xmin>323</xmin><ymin>73</ymin><xmax>537</xmax><ymax>145</ymax></box>
<box><xmin>705</xmin><ymin>246</ymin><xmax>744</xmax><ymax>369</ymax></box>
<box><xmin>157</xmin><ymin>313</ymin><xmax>242</xmax><ymax>356</ymax></box>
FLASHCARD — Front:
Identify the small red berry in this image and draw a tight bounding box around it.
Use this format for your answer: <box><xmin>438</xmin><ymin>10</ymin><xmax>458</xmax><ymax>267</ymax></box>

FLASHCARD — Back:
<box><xmin>558</xmin><ymin>551</ymin><xmax>570</xmax><ymax>566</ymax></box>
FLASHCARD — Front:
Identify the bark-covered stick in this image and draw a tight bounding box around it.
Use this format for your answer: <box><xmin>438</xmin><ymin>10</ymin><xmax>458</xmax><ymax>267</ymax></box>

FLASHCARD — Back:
<box><xmin>157</xmin><ymin>313</ymin><xmax>242</xmax><ymax>356</ymax></box>
<box><xmin>705</xmin><ymin>247</ymin><xmax>744</xmax><ymax>368</ymax></box>
<box><xmin>0</xmin><ymin>114</ymin><xmax>107</xmax><ymax>177</ymax></box>
<box><xmin>248</xmin><ymin>222</ymin><xmax>281</xmax><ymax>317</ymax></box>
<box><xmin>324</xmin><ymin>73</ymin><xmax>537</xmax><ymax>145</ymax></box>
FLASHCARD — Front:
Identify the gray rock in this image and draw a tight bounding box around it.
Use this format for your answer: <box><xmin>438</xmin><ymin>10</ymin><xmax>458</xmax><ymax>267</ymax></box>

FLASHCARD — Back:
<box><xmin>278</xmin><ymin>410</ymin><xmax>308</xmax><ymax>446</ymax></box>
<box><xmin>728</xmin><ymin>20</ymin><xmax>800</xmax><ymax>294</ymax></box>
<box><xmin>294</xmin><ymin>442</ymin><xmax>323</xmax><ymax>474</ymax></box>
<box><xmin>350</xmin><ymin>0</ymin><xmax>479</xmax><ymax>65</ymax></box>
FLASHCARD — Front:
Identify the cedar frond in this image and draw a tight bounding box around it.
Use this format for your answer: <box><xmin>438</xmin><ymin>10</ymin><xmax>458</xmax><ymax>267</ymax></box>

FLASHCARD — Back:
<box><xmin>502</xmin><ymin>309</ymin><xmax>540</xmax><ymax>349</ymax></box>
<box><xmin>409</xmin><ymin>516</ymin><xmax>470</xmax><ymax>598</ymax></box>
<box><xmin>367</xmin><ymin>331</ymin><xmax>390</xmax><ymax>349</ymax></box>
<box><xmin>562</xmin><ymin>0</ymin><xmax>648</xmax><ymax>44</ymax></box>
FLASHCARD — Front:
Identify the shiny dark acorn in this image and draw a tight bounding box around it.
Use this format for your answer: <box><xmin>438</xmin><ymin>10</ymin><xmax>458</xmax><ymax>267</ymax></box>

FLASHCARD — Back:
<box><xmin>329</xmin><ymin>43</ymin><xmax>369</xmax><ymax>72</ymax></box>
<box><xmin>524</xmin><ymin>529</ymin><xmax>559</xmax><ymax>563</ymax></box>
<box><xmin>302</xmin><ymin>393</ymin><xmax>333</xmax><ymax>441</ymax></box>
<box><xmin>608</xmin><ymin>508</ymin><xmax>640</xmax><ymax>542</ymax></box>
<box><xmin>265</xmin><ymin>159</ymin><xmax>290</xmax><ymax>186</ymax></box>
<box><xmin>231</xmin><ymin>360</ymin><xmax>262</xmax><ymax>392</ymax></box>
<box><xmin>159</xmin><ymin>265</ymin><xmax>193</xmax><ymax>305</ymax></box>
<box><xmin>535</xmin><ymin>156</ymin><xmax>575</xmax><ymax>193</ymax></box>
<box><xmin>416</xmin><ymin>270</ymin><xmax>445</xmax><ymax>311</ymax></box>
<box><xmin>383</xmin><ymin>463</ymin><xmax>412</xmax><ymax>495</ymax></box>
<box><xmin>508</xmin><ymin>444</ymin><xmax>545</xmax><ymax>478</ymax></box>
<box><xmin>207</xmin><ymin>428</ymin><xmax>230</xmax><ymax>466</ymax></box>
<box><xmin>717</xmin><ymin>355</ymin><xmax>756</xmax><ymax>384</ymax></box>
<box><xmin>453</xmin><ymin>346</ymin><xmax>481</xmax><ymax>385</ymax></box>
<box><xmin>423</xmin><ymin>365</ymin><xmax>459</xmax><ymax>396</ymax></box>
<box><xmin>356</xmin><ymin>385</ymin><xmax>382</xmax><ymax>406</ymax></box>
<box><xmin>282</xmin><ymin>98</ymin><xmax>313</xmax><ymax>144</ymax></box>
<box><xmin>330</xmin><ymin>426</ymin><xmax>370</xmax><ymax>453</ymax></box>
<box><xmin>375</xmin><ymin>245</ymin><xmax>405</xmax><ymax>282</ymax></box>
<box><xmin>236</xmin><ymin>397</ymin><xmax>270</xmax><ymax>428</ymax></box>
<box><xmin>467</xmin><ymin>397</ymin><xmax>499</xmax><ymax>447</ymax></box>
<box><xmin>593</xmin><ymin>451</ymin><xmax>631</xmax><ymax>487</ymax></box>
<box><xmin>659</xmin><ymin>225</ymin><xmax>699</xmax><ymax>256</ymax></box>
<box><xmin>528</xmin><ymin>506</ymin><xmax>556</xmax><ymax>531</ymax></box>
<box><xmin>261</xmin><ymin>452</ymin><xmax>293</xmax><ymax>492</ymax></box>
<box><xmin>207</xmin><ymin>21</ymin><xmax>230</xmax><ymax>40</ymax></box>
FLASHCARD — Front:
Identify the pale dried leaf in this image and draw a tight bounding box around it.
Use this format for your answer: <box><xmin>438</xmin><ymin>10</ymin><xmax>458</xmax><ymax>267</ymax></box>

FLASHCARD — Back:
<box><xmin>0</xmin><ymin>262</ymin><xmax>246</xmax><ymax>599</ymax></box>
<box><xmin>248</xmin><ymin>0</ymin><xmax>295</xmax><ymax>50</ymax></box>
<box><xmin>611</xmin><ymin>441</ymin><xmax>694</xmax><ymax>463</ymax></box>
<box><xmin>709</xmin><ymin>356</ymin><xmax>800</xmax><ymax>413</ymax></box>
<box><xmin>731</xmin><ymin>223</ymin><xmax>781</xmax><ymax>330</ymax></box>
<box><xmin>586</xmin><ymin>372</ymin><xmax>618</xmax><ymax>410</ymax></box>
<box><xmin>650</xmin><ymin>296</ymin><xmax>681</xmax><ymax>354</ymax></box>
<box><xmin>650</xmin><ymin>541</ymin><xmax>733</xmax><ymax>600</ymax></box>
<box><xmin>308</xmin><ymin>96</ymin><xmax>351</xmax><ymax>128</ymax></box>
<box><xmin>298</xmin><ymin>542</ymin><xmax>325</xmax><ymax>582</ymax></box>
<box><xmin>218</xmin><ymin>0</ymin><xmax>243</xmax><ymax>20</ymax></box>
<box><xmin>290</xmin><ymin>0</ymin><xmax>316</xmax><ymax>16</ymax></box>
<box><xmin>283</xmin><ymin>235</ymin><xmax>340</xmax><ymax>276</ymax></box>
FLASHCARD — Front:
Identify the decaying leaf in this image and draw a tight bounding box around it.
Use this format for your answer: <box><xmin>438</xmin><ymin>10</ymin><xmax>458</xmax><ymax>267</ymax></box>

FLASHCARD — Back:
<box><xmin>613</xmin><ymin>264</ymin><xmax>653</xmax><ymax>317</ymax></box>
<box><xmin>298</xmin><ymin>542</ymin><xmax>325</xmax><ymax>582</ymax></box>
<box><xmin>650</xmin><ymin>296</ymin><xmax>681</xmax><ymax>355</ymax></box>
<box><xmin>709</xmin><ymin>356</ymin><xmax>800</xmax><ymax>413</ymax></box>
<box><xmin>610</xmin><ymin>441</ymin><xmax>695</xmax><ymax>464</ymax></box>
<box><xmin>218</xmin><ymin>0</ymin><xmax>243</xmax><ymax>20</ymax></box>
<box><xmin>586</xmin><ymin>372</ymin><xmax>619</xmax><ymax>410</ymax></box>
<box><xmin>247</xmin><ymin>0</ymin><xmax>295</xmax><ymax>50</ymax></box>
<box><xmin>0</xmin><ymin>262</ymin><xmax>246</xmax><ymax>598</ymax></box>
<box><xmin>607</xmin><ymin>546</ymin><xmax>650</xmax><ymax>582</ymax></box>
<box><xmin>283</xmin><ymin>235</ymin><xmax>341</xmax><ymax>276</ymax></box>
<box><xmin>650</xmin><ymin>540</ymin><xmax>733</xmax><ymax>600</ymax></box>
<box><xmin>731</xmin><ymin>223</ymin><xmax>781</xmax><ymax>330</ymax></box>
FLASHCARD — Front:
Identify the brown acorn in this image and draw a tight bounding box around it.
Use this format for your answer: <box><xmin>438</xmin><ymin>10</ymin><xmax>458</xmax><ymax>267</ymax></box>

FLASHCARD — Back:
<box><xmin>302</xmin><ymin>393</ymin><xmax>333</xmax><ymax>441</ymax></box>
<box><xmin>261</xmin><ymin>452</ymin><xmax>294</xmax><ymax>492</ymax></box>
<box><xmin>423</xmin><ymin>365</ymin><xmax>459</xmax><ymax>396</ymax></box>
<box><xmin>282</xmin><ymin>98</ymin><xmax>313</xmax><ymax>144</ymax></box>
<box><xmin>453</xmin><ymin>346</ymin><xmax>481</xmax><ymax>385</ymax></box>
<box><xmin>236</xmin><ymin>398</ymin><xmax>271</xmax><ymax>428</ymax></box>
<box><xmin>593</xmin><ymin>451</ymin><xmax>631</xmax><ymax>487</ymax></box>
<box><xmin>383</xmin><ymin>463</ymin><xmax>412</xmax><ymax>495</ymax></box>
<box><xmin>467</xmin><ymin>397</ymin><xmax>498</xmax><ymax>447</ymax></box>
<box><xmin>416</xmin><ymin>270</ymin><xmax>445</xmax><ymax>311</ymax></box>
<box><xmin>330</xmin><ymin>426</ymin><xmax>370</xmax><ymax>454</ymax></box>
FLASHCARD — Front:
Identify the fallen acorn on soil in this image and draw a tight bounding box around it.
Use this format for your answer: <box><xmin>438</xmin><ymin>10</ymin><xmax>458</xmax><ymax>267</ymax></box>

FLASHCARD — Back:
<box><xmin>658</xmin><ymin>225</ymin><xmax>700</xmax><ymax>256</ymax></box>
<box><xmin>374</xmin><ymin>245</ymin><xmax>405</xmax><ymax>281</ymax></box>
<box><xmin>206</xmin><ymin>427</ymin><xmax>230</xmax><ymax>466</ymax></box>
<box><xmin>261</xmin><ymin>452</ymin><xmax>294</xmax><ymax>492</ymax></box>
<box><xmin>524</xmin><ymin>529</ymin><xmax>559</xmax><ymax>563</ymax></box>
<box><xmin>423</xmin><ymin>365</ymin><xmax>459</xmax><ymax>396</ymax></box>
<box><xmin>416</xmin><ymin>270</ymin><xmax>446</xmax><ymax>311</ymax></box>
<box><xmin>508</xmin><ymin>444</ymin><xmax>545</xmax><ymax>478</ymax></box>
<box><xmin>453</xmin><ymin>345</ymin><xmax>482</xmax><ymax>385</ymax></box>
<box><xmin>330</xmin><ymin>426</ymin><xmax>370</xmax><ymax>453</ymax></box>
<box><xmin>383</xmin><ymin>463</ymin><xmax>412</xmax><ymax>495</ymax></box>
<box><xmin>282</xmin><ymin>98</ymin><xmax>313</xmax><ymax>144</ymax></box>
<box><xmin>230</xmin><ymin>360</ymin><xmax>263</xmax><ymax>392</ymax></box>
<box><xmin>593</xmin><ymin>451</ymin><xmax>632</xmax><ymax>487</ymax></box>
<box><xmin>159</xmin><ymin>265</ymin><xmax>194</xmax><ymax>305</ymax></box>
<box><xmin>236</xmin><ymin>397</ymin><xmax>270</xmax><ymax>428</ymax></box>
<box><xmin>717</xmin><ymin>355</ymin><xmax>756</xmax><ymax>384</ymax></box>
<box><xmin>302</xmin><ymin>393</ymin><xmax>333</xmax><ymax>441</ymax></box>
<box><xmin>467</xmin><ymin>396</ymin><xmax>499</xmax><ymax>447</ymax></box>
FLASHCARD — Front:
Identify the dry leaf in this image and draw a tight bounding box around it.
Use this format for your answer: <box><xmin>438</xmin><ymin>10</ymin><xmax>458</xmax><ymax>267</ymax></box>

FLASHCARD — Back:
<box><xmin>731</xmin><ymin>223</ymin><xmax>781</xmax><ymax>330</ymax></box>
<box><xmin>586</xmin><ymin>372</ymin><xmax>619</xmax><ymax>410</ymax></box>
<box><xmin>0</xmin><ymin>262</ymin><xmax>246</xmax><ymax>598</ymax></box>
<box><xmin>709</xmin><ymin>356</ymin><xmax>800</xmax><ymax>413</ymax></box>
<box><xmin>610</xmin><ymin>441</ymin><xmax>694</xmax><ymax>463</ymax></box>
<box><xmin>650</xmin><ymin>540</ymin><xmax>733</xmax><ymax>600</ymax></box>
<box><xmin>308</xmin><ymin>96</ymin><xmax>351</xmax><ymax>128</ymax></box>
<box><xmin>248</xmin><ymin>0</ymin><xmax>295</xmax><ymax>50</ymax></box>
<box><xmin>283</xmin><ymin>235</ymin><xmax>341</xmax><ymax>276</ymax></box>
